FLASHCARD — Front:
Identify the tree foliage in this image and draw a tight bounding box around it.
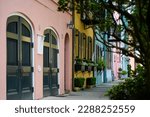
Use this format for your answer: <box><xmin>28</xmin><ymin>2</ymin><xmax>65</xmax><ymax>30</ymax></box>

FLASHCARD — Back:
<box><xmin>105</xmin><ymin>65</ymin><xmax>147</xmax><ymax>100</ymax></box>
<box><xmin>58</xmin><ymin>0</ymin><xmax>150</xmax><ymax>98</ymax></box>
<box><xmin>58</xmin><ymin>0</ymin><xmax>150</xmax><ymax>66</ymax></box>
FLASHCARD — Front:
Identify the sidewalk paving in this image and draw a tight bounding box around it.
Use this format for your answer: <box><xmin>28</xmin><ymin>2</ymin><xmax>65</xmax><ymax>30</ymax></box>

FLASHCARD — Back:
<box><xmin>41</xmin><ymin>80</ymin><xmax>123</xmax><ymax>100</ymax></box>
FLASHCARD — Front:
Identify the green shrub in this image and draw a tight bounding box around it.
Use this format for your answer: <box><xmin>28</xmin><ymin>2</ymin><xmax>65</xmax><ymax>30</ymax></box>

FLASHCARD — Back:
<box><xmin>105</xmin><ymin>65</ymin><xmax>148</xmax><ymax>100</ymax></box>
<box><xmin>74</xmin><ymin>78</ymin><xmax>85</xmax><ymax>87</ymax></box>
<box><xmin>106</xmin><ymin>65</ymin><xmax>147</xmax><ymax>100</ymax></box>
<box><xmin>105</xmin><ymin>75</ymin><xmax>146</xmax><ymax>100</ymax></box>
<box><xmin>97</xmin><ymin>58</ymin><xmax>105</xmax><ymax>71</ymax></box>
<box><xmin>86</xmin><ymin>77</ymin><xmax>96</xmax><ymax>85</ymax></box>
<box><xmin>91</xmin><ymin>77</ymin><xmax>96</xmax><ymax>85</ymax></box>
<box><xmin>121</xmin><ymin>70</ymin><xmax>127</xmax><ymax>75</ymax></box>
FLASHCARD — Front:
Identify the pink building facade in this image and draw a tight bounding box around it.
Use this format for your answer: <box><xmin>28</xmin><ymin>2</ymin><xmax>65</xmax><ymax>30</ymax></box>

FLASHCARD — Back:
<box><xmin>129</xmin><ymin>57</ymin><xmax>136</xmax><ymax>70</ymax></box>
<box><xmin>112</xmin><ymin>48</ymin><xmax>121</xmax><ymax>80</ymax></box>
<box><xmin>0</xmin><ymin>0</ymin><xmax>72</xmax><ymax>99</ymax></box>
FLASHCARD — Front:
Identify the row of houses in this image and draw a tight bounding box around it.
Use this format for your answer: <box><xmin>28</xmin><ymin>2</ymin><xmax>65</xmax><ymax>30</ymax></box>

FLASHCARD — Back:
<box><xmin>0</xmin><ymin>0</ymin><xmax>134</xmax><ymax>100</ymax></box>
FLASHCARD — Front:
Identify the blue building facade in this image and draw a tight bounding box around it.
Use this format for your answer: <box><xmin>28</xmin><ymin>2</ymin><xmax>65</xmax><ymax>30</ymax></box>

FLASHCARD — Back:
<box><xmin>94</xmin><ymin>31</ymin><xmax>114</xmax><ymax>85</ymax></box>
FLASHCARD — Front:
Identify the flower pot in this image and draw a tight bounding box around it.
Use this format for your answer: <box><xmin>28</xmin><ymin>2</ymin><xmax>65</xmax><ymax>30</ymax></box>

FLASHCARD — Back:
<box><xmin>81</xmin><ymin>65</ymin><xmax>85</xmax><ymax>72</ymax></box>
<box><xmin>88</xmin><ymin>66</ymin><xmax>92</xmax><ymax>72</ymax></box>
<box><xmin>75</xmin><ymin>64</ymin><xmax>81</xmax><ymax>71</ymax></box>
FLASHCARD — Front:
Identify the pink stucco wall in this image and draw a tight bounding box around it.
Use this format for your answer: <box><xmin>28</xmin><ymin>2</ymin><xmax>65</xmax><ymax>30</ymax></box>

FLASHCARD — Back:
<box><xmin>129</xmin><ymin>57</ymin><xmax>135</xmax><ymax>70</ymax></box>
<box><xmin>0</xmin><ymin>0</ymin><xmax>72</xmax><ymax>99</ymax></box>
<box><xmin>112</xmin><ymin>48</ymin><xmax>121</xmax><ymax>80</ymax></box>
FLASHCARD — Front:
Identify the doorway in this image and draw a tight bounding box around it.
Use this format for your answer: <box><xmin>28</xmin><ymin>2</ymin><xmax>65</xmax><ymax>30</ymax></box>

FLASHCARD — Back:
<box><xmin>43</xmin><ymin>29</ymin><xmax>59</xmax><ymax>97</ymax></box>
<box><xmin>64</xmin><ymin>33</ymin><xmax>70</xmax><ymax>93</ymax></box>
<box><xmin>7</xmin><ymin>16</ymin><xmax>33</xmax><ymax>100</ymax></box>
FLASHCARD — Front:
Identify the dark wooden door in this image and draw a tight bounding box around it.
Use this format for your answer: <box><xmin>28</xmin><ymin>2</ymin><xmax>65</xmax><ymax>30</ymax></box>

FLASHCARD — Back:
<box><xmin>7</xmin><ymin>16</ymin><xmax>33</xmax><ymax>100</ymax></box>
<box><xmin>43</xmin><ymin>29</ymin><xmax>59</xmax><ymax>97</ymax></box>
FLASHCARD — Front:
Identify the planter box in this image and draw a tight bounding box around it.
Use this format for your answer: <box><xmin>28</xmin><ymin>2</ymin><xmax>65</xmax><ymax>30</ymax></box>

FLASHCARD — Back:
<box><xmin>75</xmin><ymin>64</ymin><xmax>86</xmax><ymax>72</ymax></box>
<box><xmin>75</xmin><ymin>64</ymin><xmax>81</xmax><ymax>71</ymax></box>
<box><xmin>86</xmin><ymin>77</ymin><xmax>96</xmax><ymax>86</ymax></box>
<box><xmin>75</xmin><ymin>64</ymin><xmax>85</xmax><ymax>71</ymax></box>
<box><xmin>85</xmin><ymin>65</ymin><xmax>88</xmax><ymax>71</ymax></box>
<box><xmin>88</xmin><ymin>66</ymin><xmax>92</xmax><ymax>72</ymax></box>
<box><xmin>81</xmin><ymin>65</ymin><xmax>85</xmax><ymax>72</ymax></box>
<box><xmin>92</xmin><ymin>66</ymin><xmax>96</xmax><ymax>71</ymax></box>
<box><xmin>73</xmin><ymin>87</ymin><xmax>81</xmax><ymax>92</ymax></box>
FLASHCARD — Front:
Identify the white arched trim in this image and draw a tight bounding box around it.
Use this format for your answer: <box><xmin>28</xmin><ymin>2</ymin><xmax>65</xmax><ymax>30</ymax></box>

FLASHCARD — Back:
<box><xmin>8</xmin><ymin>12</ymin><xmax>35</xmax><ymax>42</ymax></box>
<box><xmin>44</xmin><ymin>26</ymin><xmax>60</xmax><ymax>41</ymax></box>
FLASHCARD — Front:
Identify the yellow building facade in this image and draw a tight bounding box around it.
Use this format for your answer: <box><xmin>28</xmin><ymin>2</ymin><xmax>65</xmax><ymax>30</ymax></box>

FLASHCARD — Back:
<box><xmin>73</xmin><ymin>9</ymin><xmax>94</xmax><ymax>88</ymax></box>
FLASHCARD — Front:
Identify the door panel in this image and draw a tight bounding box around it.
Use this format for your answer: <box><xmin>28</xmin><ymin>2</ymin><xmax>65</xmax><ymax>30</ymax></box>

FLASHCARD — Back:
<box><xmin>51</xmin><ymin>48</ymin><xmax>59</xmax><ymax>96</ymax></box>
<box><xmin>51</xmin><ymin>72</ymin><xmax>58</xmax><ymax>96</ymax></box>
<box><xmin>22</xmin><ymin>42</ymin><xmax>31</xmax><ymax>66</ymax></box>
<box><xmin>43</xmin><ymin>46</ymin><xmax>50</xmax><ymax>97</ymax></box>
<box><xmin>7</xmin><ymin>39</ymin><xmax>18</xmax><ymax>65</ymax></box>
<box><xmin>7</xmin><ymin>69</ymin><xmax>19</xmax><ymax>100</ymax></box>
<box><xmin>43</xmin><ymin>75</ymin><xmax>50</xmax><ymax>97</ymax></box>
<box><xmin>21</xmin><ymin>74</ymin><xmax>32</xmax><ymax>100</ymax></box>
<box><xmin>43</xmin><ymin>47</ymin><xmax>49</xmax><ymax>67</ymax></box>
<box><xmin>7</xmin><ymin>37</ymin><xmax>19</xmax><ymax>100</ymax></box>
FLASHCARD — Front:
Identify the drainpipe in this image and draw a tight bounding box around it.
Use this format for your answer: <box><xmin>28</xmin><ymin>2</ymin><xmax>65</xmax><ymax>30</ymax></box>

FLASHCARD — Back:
<box><xmin>93</xmin><ymin>28</ymin><xmax>96</xmax><ymax>78</ymax></box>
<box><xmin>72</xmin><ymin>0</ymin><xmax>75</xmax><ymax>90</ymax></box>
<box><xmin>103</xmin><ymin>8</ymin><xmax>107</xmax><ymax>83</ymax></box>
<box><xmin>103</xmin><ymin>34</ymin><xmax>107</xmax><ymax>83</ymax></box>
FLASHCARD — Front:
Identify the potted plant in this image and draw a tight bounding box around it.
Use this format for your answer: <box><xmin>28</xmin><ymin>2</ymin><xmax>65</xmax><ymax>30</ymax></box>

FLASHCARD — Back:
<box><xmin>74</xmin><ymin>77</ymin><xmax>85</xmax><ymax>91</ymax></box>
<box><xmin>87</xmin><ymin>62</ymin><xmax>94</xmax><ymax>72</ymax></box>
<box><xmin>81</xmin><ymin>61</ymin><xmax>88</xmax><ymax>72</ymax></box>
<box><xmin>93</xmin><ymin>62</ymin><xmax>98</xmax><ymax>71</ymax></box>
<box><xmin>83</xmin><ymin>59</ymin><xmax>91</xmax><ymax>71</ymax></box>
<box><xmin>97</xmin><ymin>57</ymin><xmax>105</xmax><ymax>71</ymax></box>
<box><xmin>74</xmin><ymin>57</ymin><xmax>85</xmax><ymax>72</ymax></box>
<box><xmin>86</xmin><ymin>77</ymin><xmax>96</xmax><ymax>88</ymax></box>
<box><xmin>121</xmin><ymin>70</ymin><xmax>127</xmax><ymax>79</ymax></box>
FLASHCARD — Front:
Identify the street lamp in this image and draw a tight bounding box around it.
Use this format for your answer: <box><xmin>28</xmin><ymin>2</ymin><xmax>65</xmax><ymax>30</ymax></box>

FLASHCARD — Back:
<box><xmin>67</xmin><ymin>21</ymin><xmax>74</xmax><ymax>29</ymax></box>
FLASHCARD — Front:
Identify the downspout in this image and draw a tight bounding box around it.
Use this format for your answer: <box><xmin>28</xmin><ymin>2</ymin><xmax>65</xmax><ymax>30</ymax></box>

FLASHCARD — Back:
<box><xmin>103</xmin><ymin>8</ymin><xmax>107</xmax><ymax>83</ymax></box>
<box><xmin>93</xmin><ymin>27</ymin><xmax>96</xmax><ymax>78</ymax></box>
<box><xmin>72</xmin><ymin>0</ymin><xmax>75</xmax><ymax>90</ymax></box>
<box><xmin>103</xmin><ymin>34</ymin><xmax>107</xmax><ymax>83</ymax></box>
